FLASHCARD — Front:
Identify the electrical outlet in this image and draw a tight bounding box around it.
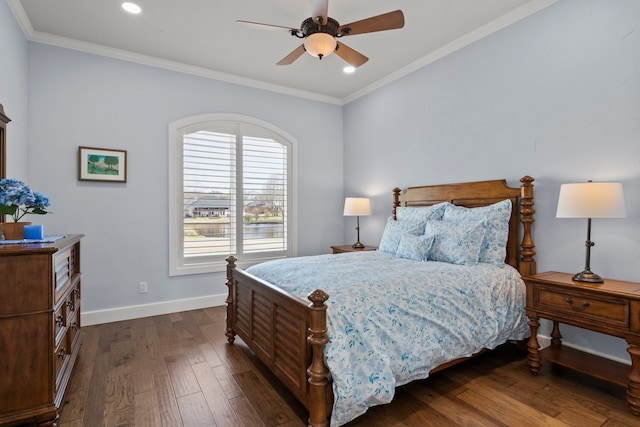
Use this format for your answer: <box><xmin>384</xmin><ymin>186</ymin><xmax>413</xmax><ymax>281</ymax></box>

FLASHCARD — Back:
<box><xmin>139</xmin><ymin>281</ymin><xmax>148</xmax><ymax>293</ymax></box>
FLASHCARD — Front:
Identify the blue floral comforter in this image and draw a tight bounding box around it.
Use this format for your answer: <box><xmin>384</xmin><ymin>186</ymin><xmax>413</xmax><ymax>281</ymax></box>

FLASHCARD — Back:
<box><xmin>246</xmin><ymin>251</ymin><xmax>529</xmax><ymax>426</ymax></box>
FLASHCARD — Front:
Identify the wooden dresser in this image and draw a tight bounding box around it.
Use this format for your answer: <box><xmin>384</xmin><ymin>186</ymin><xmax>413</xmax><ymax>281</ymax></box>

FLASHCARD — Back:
<box><xmin>0</xmin><ymin>234</ymin><xmax>83</xmax><ymax>426</ymax></box>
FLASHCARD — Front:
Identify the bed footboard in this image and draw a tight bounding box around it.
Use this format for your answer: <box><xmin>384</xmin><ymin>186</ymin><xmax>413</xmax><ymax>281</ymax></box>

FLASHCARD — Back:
<box><xmin>226</xmin><ymin>256</ymin><xmax>332</xmax><ymax>427</ymax></box>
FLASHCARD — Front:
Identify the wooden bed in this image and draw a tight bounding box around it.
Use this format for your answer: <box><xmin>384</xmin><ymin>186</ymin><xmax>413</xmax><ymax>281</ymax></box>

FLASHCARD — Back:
<box><xmin>225</xmin><ymin>176</ymin><xmax>536</xmax><ymax>426</ymax></box>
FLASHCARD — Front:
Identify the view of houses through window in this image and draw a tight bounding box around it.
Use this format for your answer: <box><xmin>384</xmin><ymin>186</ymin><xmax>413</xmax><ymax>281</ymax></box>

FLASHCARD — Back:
<box><xmin>182</xmin><ymin>129</ymin><xmax>287</xmax><ymax>259</ymax></box>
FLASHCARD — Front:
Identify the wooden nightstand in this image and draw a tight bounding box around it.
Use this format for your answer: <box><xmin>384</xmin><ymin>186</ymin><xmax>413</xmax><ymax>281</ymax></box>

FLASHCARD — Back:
<box><xmin>524</xmin><ymin>271</ymin><xmax>640</xmax><ymax>416</ymax></box>
<box><xmin>330</xmin><ymin>245</ymin><xmax>377</xmax><ymax>254</ymax></box>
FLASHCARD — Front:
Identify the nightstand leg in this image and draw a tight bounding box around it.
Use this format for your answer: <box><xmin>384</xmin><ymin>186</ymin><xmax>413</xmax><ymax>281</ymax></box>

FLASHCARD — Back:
<box><xmin>627</xmin><ymin>344</ymin><xmax>640</xmax><ymax>416</ymax></box>
<box><xmin>527</xmin><ymin>317</ymin><xmax>541</xmax><ymax>375</ymax></box>
<box><xmin>550</xmin><ymin>321</ymin><xmax>562</xmax><ymax>346</ymax></box>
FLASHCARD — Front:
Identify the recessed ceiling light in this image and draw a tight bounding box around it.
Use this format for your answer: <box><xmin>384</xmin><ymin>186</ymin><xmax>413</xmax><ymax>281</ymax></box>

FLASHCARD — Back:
<box><xmin>343</xmin><ymin>66</ymin><xmax>356</xmax><ymax>74</ymax></box>
<box><xmin>122</xmin><ymin>2</ymin><xmax>142</xmax><ymax>14</ymax></box>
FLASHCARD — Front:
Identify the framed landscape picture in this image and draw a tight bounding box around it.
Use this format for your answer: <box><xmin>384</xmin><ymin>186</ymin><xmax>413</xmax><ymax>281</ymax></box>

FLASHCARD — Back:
<box><xmin>78</xmin><ymin>146</ymin><xmax>127</xmax><ymax>182</ymax></box>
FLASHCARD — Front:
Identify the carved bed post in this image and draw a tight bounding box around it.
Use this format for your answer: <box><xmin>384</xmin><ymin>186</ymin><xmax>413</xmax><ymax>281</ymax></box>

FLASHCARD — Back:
<box><xmin>225</xmin><ymin>255</ymin><xmax>237</xmax><ymax>344</ymax></box>
<box><xmin>519</xmin><ymin>176</ymin><xmax>536</xmax><ymax>276</ymax></box>
<box><xmin>392</xmin><ymin>187</ymin><xmax>402</xmax><ymax>220</ymax></box>
<box><xmin>307</xmin><ymin>289</ymin><xmax>330</xmax><ymax>427</ymax></box>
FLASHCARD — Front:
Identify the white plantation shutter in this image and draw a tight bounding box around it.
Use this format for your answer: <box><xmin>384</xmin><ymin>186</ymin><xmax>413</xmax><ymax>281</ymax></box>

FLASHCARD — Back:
<box><xmin>243</xmin><ymin>137</ymin><xmax>287</xmax><ymax>253</ymax></box>
<box><xmin>169</xmin><ymin>115</ymin><xmax>296</xmax><ymax>276</ymax></box>
<box><xmin>183</xmin><ymin>130</ymin><xmax>236</xmax><ymax>257</ymax></box>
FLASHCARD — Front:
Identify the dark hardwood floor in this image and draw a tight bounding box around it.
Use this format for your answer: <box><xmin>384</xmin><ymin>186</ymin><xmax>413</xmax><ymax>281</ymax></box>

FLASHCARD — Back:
<box><xmin>58</xmin><ymin>306</ymin><xmax>638</xmax><ymax>426</ymax></box>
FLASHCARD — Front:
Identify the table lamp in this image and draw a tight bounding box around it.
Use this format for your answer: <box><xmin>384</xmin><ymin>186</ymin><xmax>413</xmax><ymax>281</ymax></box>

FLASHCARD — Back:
<box><xmin>556</xmin><ymin>181</ymin><xmax>626</xmax><ymax>283</ymax></box>
<box><xmin>343</xmin><ymin>197</ymin><xmax>371</xmax><ymax>248</ymax></box>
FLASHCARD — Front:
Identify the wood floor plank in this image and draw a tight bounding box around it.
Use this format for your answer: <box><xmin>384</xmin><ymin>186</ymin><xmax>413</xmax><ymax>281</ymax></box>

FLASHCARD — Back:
<box><xmin>189</xmin><ymin>308</ymin><xmax>219</xmax><ymax>326</ymax></box>
<box><xmin>103</xmin><ymin>333</ymin><xmax>135</xmax><ymax>427</ymax></box>
<box><xmin>154</xmin><ymin>374</ymin><xmax>183</xmax><ymax>427</ymax></box>
<box><xmin>165</xmin><ymin>353</ymin><xmax>201</xmax><ymax>398</ymax></box>
<box><xmin>192</xmin><ymin>361</ymin><xmax>244</xmax><ymax>426</ymax></box>
<box><xmin>59</xmin><ymin>325</ymin><xmax>99</xmax><ymax>424</ymax></box>
<box><xmin>169</xmin><ymin>312</ymin><xmax>184</xmax><ymax>323</ymax></box>
<box><xmin>425</xmin><ymin>395</ymin><xmax>502</xmax><ymax>427</ymax></box>
<box><xmin>212</xmin><ymin>364</ymin><xmax>243</xmax><ymax>400</ymax></box>
<box><xmin>455</xmin><ymin>386</ymin><xmax>568</xmax><ymax>427</ymax></box>
<box><xmin>144</xmin><ymin>323</ymin><xmax>170</xmax><ymax>378</ymax></box>
<box><xmin>134</xmin><ymin>389</ymin><xmax>162</xmax><ymax>426</ymax></box>
<box><xmin>210</xmin><ymin>337</ymin><xmax>253</xmax><ymax>374</ymax></box>
<box><xmin>76</xmin><ymin>322</ymin><xmax>116</xmax><ymax>427</ymax></box>
<box><xmin>233</xmin><ymin>369</ymin><xmax>301</xmax><ymax>426</ymax></box>
<box><xmin>132</xmin><ymin>333</ymin><xmax>156</xmax><ymax>395</ymax></box>
<box><xmin>403</xmin><ymin>378</ymin><xmax>502</xmax><ymax>427</ymax></box>
<box><xmin>228</xmin><ymin>395</ymin><xmax>266</xmax><ymax>427</ymax></box>
<box><xmin>198</xmin><ymin>341</ymin><xmax>224</xmax><ymax>368</ymax></box>
<box><xmin>176</xmin><ymin>392</ymin><xmax>216</xmax><ymax>427</ymax></box>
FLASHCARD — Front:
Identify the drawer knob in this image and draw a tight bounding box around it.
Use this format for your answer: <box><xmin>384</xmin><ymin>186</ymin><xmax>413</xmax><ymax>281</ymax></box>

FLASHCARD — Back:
<box><xmin>66</xmin><ymin>300</ymin><xmax>75</xmax><ymax>311</ymax></box>
<box><xmin>57</xmin><ymin>348</ymin><xmax>66</xmax><ymax>359</ymax></box>
<box><xmin>72</xmin><ymin>322</ymin><xmax>79</xmax><ymax>331</ymax></box>
<box><xmin>55</xmin><ymin>315</ymin><xmax>64</xmax><ymax>328</ymax></box>
<box><xmin>565</xmin><ymin>297</ymin><xmax>590</xmax><ymax>311</ymax></box>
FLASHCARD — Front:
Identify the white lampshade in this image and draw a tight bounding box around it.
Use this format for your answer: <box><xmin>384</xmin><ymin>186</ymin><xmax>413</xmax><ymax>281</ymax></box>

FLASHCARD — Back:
<box><xmin>343</xmin><ymin>198</ymin><xmax>371</xmax><ymax>216</ymax></box>
<box><xmin>556</xmin><ymin>182</ymin><xmax>626</xmax><ymax>219</ymax></box>
<box><xmin>304</xmin><ymin>33</ymin><xmax>336</xmax><ymax>58</ymax></box>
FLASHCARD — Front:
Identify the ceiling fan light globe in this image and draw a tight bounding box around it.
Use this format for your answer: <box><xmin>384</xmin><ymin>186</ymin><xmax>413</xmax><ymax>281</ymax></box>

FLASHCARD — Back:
<box><xmin>304</xmin><ymin>33</ymin><xmax>336</xmax><ymax>58</ymax></box>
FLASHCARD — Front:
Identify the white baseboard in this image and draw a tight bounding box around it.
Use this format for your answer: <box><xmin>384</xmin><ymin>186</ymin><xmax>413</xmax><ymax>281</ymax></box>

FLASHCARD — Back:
<box><xmin>81</xmin><ymin>293</ymin><xmax>227</xmax><ymax>326</ymax></box>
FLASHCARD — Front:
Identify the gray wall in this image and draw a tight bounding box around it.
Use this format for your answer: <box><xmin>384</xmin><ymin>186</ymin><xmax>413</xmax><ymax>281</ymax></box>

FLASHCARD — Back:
<box><xmin>0</xmin><ymin>0</ymin><xmax>29</xmax><ymax>179</ymax></box>
<box><xmin>21</xmin><ymin>43</ymin><xmax>344</xmax><ymax>316</ymax></box>
<box><xmin>344</xmin><ymin>0</ymin><xmax>640</xmax><ymax>362</ymax></box>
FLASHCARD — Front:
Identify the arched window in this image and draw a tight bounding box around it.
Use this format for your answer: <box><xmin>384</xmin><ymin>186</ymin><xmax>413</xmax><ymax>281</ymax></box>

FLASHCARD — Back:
<box><xmin>169</xmin><ymin>114</ymin><xmax>297</xmax><ymax>275</ymax></box>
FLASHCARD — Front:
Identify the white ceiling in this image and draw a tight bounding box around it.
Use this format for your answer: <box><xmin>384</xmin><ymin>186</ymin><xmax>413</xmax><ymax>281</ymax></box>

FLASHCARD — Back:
<box><xmin>9</xmin><ymin>0</ymin><xmax>556</xmax><ymax>104</ymax></box>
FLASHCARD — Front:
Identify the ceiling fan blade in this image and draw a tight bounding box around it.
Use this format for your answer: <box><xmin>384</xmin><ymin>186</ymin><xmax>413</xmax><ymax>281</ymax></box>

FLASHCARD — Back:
<box><xmin>277</xmin><ymin>44</ymin><xmax>306</xmax><ymax>65</ymax></box>
<box><xmin>338</xmin><ymin>10</ymin><xmax>404</xmax><ymax>36</ymax></box>
<box><xmin>308</xmin><ymin>0</ymin><xmax>329</xmax><ymax>25</ymax></box>
<box><xmin>236</xmin><ymin>20</ymin><xmax>298</xmax><ymax>32</ymax></box>
<box><xmin>335</xmin><ymin>41</ymin><xmax>368</xmax><ymax>68</ymax></box>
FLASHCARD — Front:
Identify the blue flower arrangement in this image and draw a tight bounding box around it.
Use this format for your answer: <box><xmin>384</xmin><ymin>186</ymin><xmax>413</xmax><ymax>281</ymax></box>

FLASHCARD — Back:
<box><xmin>0</xmin><ymin>178</ymin><xmax>50</xmax><ymax>222</ymax></box>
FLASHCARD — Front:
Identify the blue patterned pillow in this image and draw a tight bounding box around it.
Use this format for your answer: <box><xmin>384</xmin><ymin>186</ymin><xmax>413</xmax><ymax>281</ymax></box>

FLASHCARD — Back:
<box><xmin>395</xmin><ymin>233</ymin><xmax>435</xmax><ymax>261</ymax></box>
<box><xmin>425</xmin><ymin>220</ymin><xmax>485</xmax><ymax>265</ymax></box>
<box><xmin>443</xmin><ymin>199</ymin><xmax>511</xmax><ymax>265</ymax></box>
<box><xmin>396</xmin><ymin>202</ymin><xmax>449</xmax><ymax>222</ymax></box>
<box><xmin>378</xmin><ymin>217</ymin><xmax>426</xmax><ymax>255</ymax></box>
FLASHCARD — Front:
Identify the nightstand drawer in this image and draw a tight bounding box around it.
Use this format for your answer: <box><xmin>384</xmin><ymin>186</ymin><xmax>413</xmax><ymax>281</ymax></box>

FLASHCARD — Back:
<box><xmin>535</xmin><ymin>285</ymin><xmax>629</xmax><ymax>328</ymax></box>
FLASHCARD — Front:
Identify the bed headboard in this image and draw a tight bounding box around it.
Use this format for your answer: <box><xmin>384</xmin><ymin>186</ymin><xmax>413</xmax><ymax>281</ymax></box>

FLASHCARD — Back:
<box><xmin>392</xmin><ymin>176</ymin><xmax>536</xmax><ymax>276</ymax></box>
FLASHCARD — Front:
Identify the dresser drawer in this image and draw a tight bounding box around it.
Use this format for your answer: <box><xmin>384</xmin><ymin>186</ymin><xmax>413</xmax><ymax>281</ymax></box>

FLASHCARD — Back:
<box><xmin>535</xmin><ymin>285</ymin><xmax>629</xmax><ymax>328</ymax></box>
<box><xmin>53</xmin><ymin>303</ymin><xmax>66</xmax><ymax>346</ymax></box>
<box><xmin>67</xmin><ymin>304</ymin><xmax>81</xmax><ymax>350</ymax></box>
<box><xmin>54</xmin><ymin>337</ymin><xmax>70</xmax><ymax>393</ymax></box>
<box><xmin>0</xmin><ymin>254</ymin><xmax>51</xmax><ymax>315</ymax></box>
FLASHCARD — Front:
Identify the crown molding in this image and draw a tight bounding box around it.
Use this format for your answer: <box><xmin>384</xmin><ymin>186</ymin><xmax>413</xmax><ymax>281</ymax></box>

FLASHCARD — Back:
<box><xmin>8</xmin><ymin>0</ymin><xmax>557</xmax><ymax>106</ymax></box>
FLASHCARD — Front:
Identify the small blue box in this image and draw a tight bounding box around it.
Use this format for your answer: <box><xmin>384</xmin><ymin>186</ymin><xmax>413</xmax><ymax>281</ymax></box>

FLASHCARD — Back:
<box><xmin>24</xmin><ymin>224</ymin><xmax>44</xmax><ymax>240</ymax></box>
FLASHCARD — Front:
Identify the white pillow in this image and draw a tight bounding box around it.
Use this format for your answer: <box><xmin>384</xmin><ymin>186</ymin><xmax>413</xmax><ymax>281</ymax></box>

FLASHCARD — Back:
<box><xmin>395</xmin><ymin>233</ymin><xmax>435</xmax><ymax>262</ymax></box>
<box><xmin>396</xmin><ymin>202</ymin><xmax>449</xmax><ymax>222</ymax></box>
<box><xmin>378</xmin><ymin>217</ymin><xmax>426</xmax><ymax>255</ymax></box>
<box><xmin>443</xmin><ymin>199</ymin><xmax>512</xmax><ymax>265</ymax></box>
<box><xmin>425</xmin><ymin>220</ymin><xmax>485</xmax><ymax>266</ymax></box>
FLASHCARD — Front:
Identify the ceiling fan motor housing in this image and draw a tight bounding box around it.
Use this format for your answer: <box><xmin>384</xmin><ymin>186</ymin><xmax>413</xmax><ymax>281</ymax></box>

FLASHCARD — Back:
<box><xmin>301</xmin><ymin>16</ymin><xmax>340</xmax><ymax>38</ymax></box>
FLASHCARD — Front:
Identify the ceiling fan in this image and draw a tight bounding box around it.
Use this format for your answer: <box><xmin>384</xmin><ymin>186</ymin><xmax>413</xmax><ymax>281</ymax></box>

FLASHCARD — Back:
<box><xmin>237</xmin><ymin>0</ymin><xmax>404</xmax><ymax>68</ymax></box>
